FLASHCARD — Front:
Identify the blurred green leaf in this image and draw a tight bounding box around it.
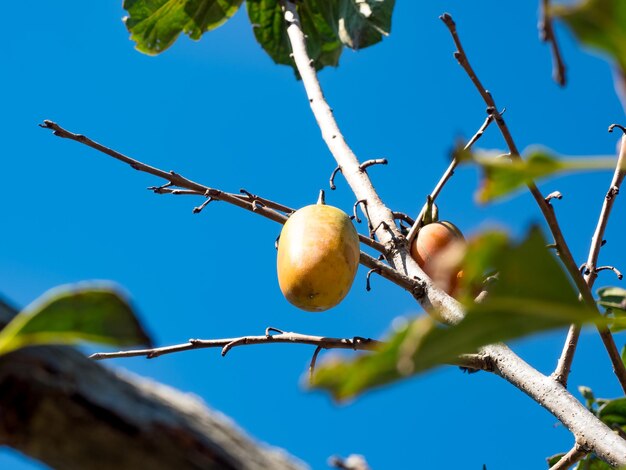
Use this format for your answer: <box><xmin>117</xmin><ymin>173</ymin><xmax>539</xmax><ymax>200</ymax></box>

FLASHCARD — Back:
<box><xmin>123</xmin><ymin>0</ymin><xmax>243</xmax><ymax>54</ymax></box>
<box><xmin>598</xmin><ymin>397</ymin><xmax>626</xmax><ymax>427</ymax></box>
<box><xmin>578</xmin><ymin>454</ymin><xmax>615</xmax><ymax>469</ymax></box>
<box><xmin>597</xmin><ymin>287</ymin><xmax>626</xmax><ymax>332</ymax></box>
<box><xmin>311</xmin><ymin>227</ymin><xmax>603</xmax><ymax>401</ymax></box>
<box><xmin>0</xmin><ymin>283</ymin><xmax>152</xmax><ymax>355</ymax></box>
<box><xmin>468</xmin><ymin>147</ymin><xmax>617</xmax><ymax>202</ymax></box>
<box><xmin>553</xmin><ymin>0</ymin><xmax>626</xmax><ymax>75</ymax></box>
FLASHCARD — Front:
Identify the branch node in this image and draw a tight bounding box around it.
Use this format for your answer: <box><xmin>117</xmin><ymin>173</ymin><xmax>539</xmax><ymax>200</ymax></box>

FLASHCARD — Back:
<box><xmin>596</xmin><ymin>265</ymin><xmax>623</xmax><ymax>280</ymax></box>
<box><xmin>545</xmin><ymin>191</ymin><xmax>563</xmax><ymax>203</ymax></box>
<box><xmin>309</xmin><ymin>345</ymin><xmax>323</xmax><ymax>383</ymax></box>
<box><xmin>353</xmin><ymin>199</ymin><xmax>367</xmax><ymax>224</ymax></box>
<box><xmin>365</xmin><ymin>268</ymin><xmax>381</xmax><ymax>292</ymax></box>
<box><xmin>329</xmin><ymin>166</ymin><xmax>342</xmax><ymax>190</ymax></box>
<box><xmin>608</xmin><ymin>123</ymin><xmax>626</xmax><ymax>135</ymax></box>
<box><xmin>265</xmin><ymin>327</ymin><xmax>284</xmax><ymax>338</ymax></box>
<box><xmin>359</xmin><ymin>158</ymin><xmax>388</xmax><ymax>171</ymax></box>
<box><xmin>193</xmin><ymin>197</ymin><xmax>213</xmax><ymax>214</ymax></box>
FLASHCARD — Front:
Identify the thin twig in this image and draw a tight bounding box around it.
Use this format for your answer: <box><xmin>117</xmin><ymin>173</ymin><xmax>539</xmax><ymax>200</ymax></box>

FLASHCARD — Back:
<box><xmin>90</xmin><ymin>330</ymin><xmax>381</xmax><ymax>360</ymax></box>
<box><xmin>545</xmin><ymin>191</ymin><xmax>563</xmax><ymax>203</ymax></box>
<box><xmin>548</xmin><ymin>444</ymin><xmax>587</xmax><ymax>470</ymax></box>
<box><xmin>406</xmin><ymin>114</ymin><xmax>494</xmax><ymax>244</ymax></box>
<box><xmin>553</xmin><ymin>133</ymin><xmax>626</xmax><ymax>390</ymax></box>
<box><xmin>309</xmin><ymin>346</ymin><xmax>323</xmax><ymax>381</ymax></box>
<box><xmin>39</xmin><ymin>120</ymin><xmax>388</xmax><ymax>258</ymax></box>
<box><xmin>329</xmin><ymin>166</ymin><xmax>342</xmax><ymax>190</ymax></box>
<box><xmin>539</xmin><ymin>0</ymin><xmax>567</xmax><ymax>87</ymax></box>
<box><xmin>595</xmin><ymin>266</ymin><xmax>623</xmax><ymax>280</ymax></box>
<box><xmin>359</xmin><ymin>159</ymin><xmax>388</xmax><ymax>171</ymax></box>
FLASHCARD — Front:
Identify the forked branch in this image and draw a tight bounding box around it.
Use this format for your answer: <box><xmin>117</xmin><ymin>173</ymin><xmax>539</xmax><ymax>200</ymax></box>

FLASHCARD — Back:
<box><xmin>440</xmin><ymin>13</ymin><xmax>626</xmax><ymax>393</ymax></box>
<box><xmin>554</xmin><ymin>131</ymin><xmax>626</xmax><ymax>389</ymax></box>
<box><xmin>39</xmin><ymin>120</ymin><xmax>424</xmax><ymax>300</ymax></box>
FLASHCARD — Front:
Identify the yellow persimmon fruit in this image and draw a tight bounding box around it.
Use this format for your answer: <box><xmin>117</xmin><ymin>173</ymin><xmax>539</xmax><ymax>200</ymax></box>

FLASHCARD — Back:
<box><xmin>277</xmin><ymin>204</ymin><xmax>360</xmax><ymax>312</ymax></box>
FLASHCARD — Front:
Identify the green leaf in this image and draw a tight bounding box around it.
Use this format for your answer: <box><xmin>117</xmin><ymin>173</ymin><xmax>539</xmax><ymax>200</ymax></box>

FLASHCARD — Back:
<box><xmin>311</xmin><ymin>227</ymin><xmax>603</xmax><ymax>401</ymax></box>
<box><xmin>247</xmin><ymin>0</ymin><xmax>343</xmax><ymax>71</ymax></box>
<box><xmin>597</xmin><ymin>287</ymin><xmax>626</xmax><ymax>333</ymax></box>
<box><xmin>123</xmin><ymin>0</ymin><xmax>243</xmax><ymax>54</ymax></box>
<box><xmin>246</xmin><ymin>0</ymin><xmax>394</xmax><ymax>73</ymax></box>
<box><xmin>0</xmin><ymin>283</ymin><xmax>152</xmax><ymax>355</ymax></box>
<box><xmin>337</xmin><ymin>0</ymin><xmax>395</xmax><ymax>49</ymax></box>
<box><xmin>553</xmin><ymin>0</ymin><xmax>626</xmax><ymax>75</ymax></box>
<box><xmin>598</xmin><ymin>397</ymin><xmax>626</xmax><ymax>427</ymax></box>
<box><xmin>468</xmin><ymin>147</ymin><xmax>618</xmax><ymax>202</ymax></box>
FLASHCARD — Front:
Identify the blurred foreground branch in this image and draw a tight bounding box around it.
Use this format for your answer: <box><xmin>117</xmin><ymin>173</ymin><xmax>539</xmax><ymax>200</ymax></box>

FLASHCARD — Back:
<box><xmin>0</xmin><ymin>298</ymin><xmax>305</xmax><ymax>470</ymax></box>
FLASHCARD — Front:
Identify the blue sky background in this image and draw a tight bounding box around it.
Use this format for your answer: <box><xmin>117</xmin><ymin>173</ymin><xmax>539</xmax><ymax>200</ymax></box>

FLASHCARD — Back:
<box><xmin>2</xmin><ymin>1</ymin><xmax>626</xmax><ymax>468</ymax></box>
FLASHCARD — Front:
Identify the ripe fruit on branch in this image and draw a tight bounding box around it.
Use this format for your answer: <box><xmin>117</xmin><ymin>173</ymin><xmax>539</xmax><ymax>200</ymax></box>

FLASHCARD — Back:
<box><xmin>410</xmin><ymin>221</ymin><xmax>465</xmax><ymax>295</ymax></box>
<box><xmin>277</xmin><ymin>202</ymin><xmax>360</xmax><ymax>312</ymax></box>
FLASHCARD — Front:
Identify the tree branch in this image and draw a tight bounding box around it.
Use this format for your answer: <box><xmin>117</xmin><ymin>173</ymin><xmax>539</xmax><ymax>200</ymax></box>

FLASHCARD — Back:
<box><xmin>538</xmin><ymin>0</ymin><xmax>567</xmax><ymax>87</ymax></box>
<box><xmin>282</xmin><ymin>1</ymin><xmax>465</xmax><ymax>325</ymax></box>
<box><xmin>91</xmin><ymin>329</ymin><xmax>381</xmax><ymax>360</ymax></box>
<box><xmin>554</xmin><ymin>131</ymin><xmax>626</xmax><ymax>389</ymax></box>
<box><xmin>548</xmin><ymin>444</ymin><xmax>586</xmax><ymax>470</ymax></box>
<box><xmin>440</xmin><ymin>13</ymin><xmax>626</xmax><ymax>393</ymax></box>
<box><xmin>406</xmin><ymin>114</ymin><xmax>494</xmax><ymax>244</ymax></box>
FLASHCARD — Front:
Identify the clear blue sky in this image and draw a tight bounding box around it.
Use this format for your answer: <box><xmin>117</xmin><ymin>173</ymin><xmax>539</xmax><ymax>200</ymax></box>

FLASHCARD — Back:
<box><xmin>2</xmin><ymin>1</ymin><xmax>625</xmax><ymax>469</ymax></box>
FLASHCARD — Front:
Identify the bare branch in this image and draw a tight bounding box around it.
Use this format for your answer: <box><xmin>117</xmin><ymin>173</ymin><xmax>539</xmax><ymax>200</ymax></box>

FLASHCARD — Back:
<box><xmin>554</xmin><ymin>133</ymin><xmax>626</xmax><ymax>390</ymax></box>
<box><xmin>91</xmin><ymin>329</ymin><xmax>381</xmax><ymax>361</ymax></box>
<box><xmin>538</xmin><ymin>0</ymin><xmax>567</xmax><ymax>86</ymax></box>
<box><xmin>406</xmin><ymin>114</ymin><xmax>494</xmax><ymax>244</ymax></box>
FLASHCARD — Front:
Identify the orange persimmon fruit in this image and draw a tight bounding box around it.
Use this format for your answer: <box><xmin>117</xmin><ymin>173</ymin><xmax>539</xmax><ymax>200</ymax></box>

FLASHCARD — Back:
<box><xmin>277</xmin><ymin>203</ymin><xmax>360</xmax><ymax>312</ymax></box>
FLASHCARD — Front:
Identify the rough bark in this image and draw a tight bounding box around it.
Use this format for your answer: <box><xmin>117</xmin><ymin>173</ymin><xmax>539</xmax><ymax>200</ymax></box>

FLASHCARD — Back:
<box><xmin>0</xmin><ymin>298</ymin><xmax>306</xmax><ymax>470</ymax></box>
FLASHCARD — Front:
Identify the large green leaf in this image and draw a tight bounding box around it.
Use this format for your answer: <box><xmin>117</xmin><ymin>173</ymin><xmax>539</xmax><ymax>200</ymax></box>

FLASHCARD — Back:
<box><xmin>311</xmin><ymin>227</ymin><xmax>603</xmax><ymax>401</ymax></box>
<box><xmin>337</xmin><ymin>0</ymin><xmax>395</xmax><ymax>49</ymax></box>
<box><xmin>463</xmin><ymin>147</ymin><xmax>619</xmax><ymax>203</ymax></box>
<box><xmin>552</xmin><ymin>0</ymin><xmax>626</xmax><ymax>75</ymax></box>
<box><xmin>247</xmin><ymin>0</ymin><xmax>343</xmax><ymax>71</ymax></box>
<box><xmin>123</xmin><ymin>0</ymin><xmax>244</xmax><ymax>54</ymax></box>
<box><xmin>247</xmin><ymin>0</ymin><xmax>394</xmax><ymax>72</ymax></box>
<box><xmin>598</xmin><ymin>397</ymin><xmax>626</xmax><ymax>428</ymax></box>
<box><xmin>0</xmin><ymin>283</ymin><xmax>152</xmax><ymax>355</ymax></box>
